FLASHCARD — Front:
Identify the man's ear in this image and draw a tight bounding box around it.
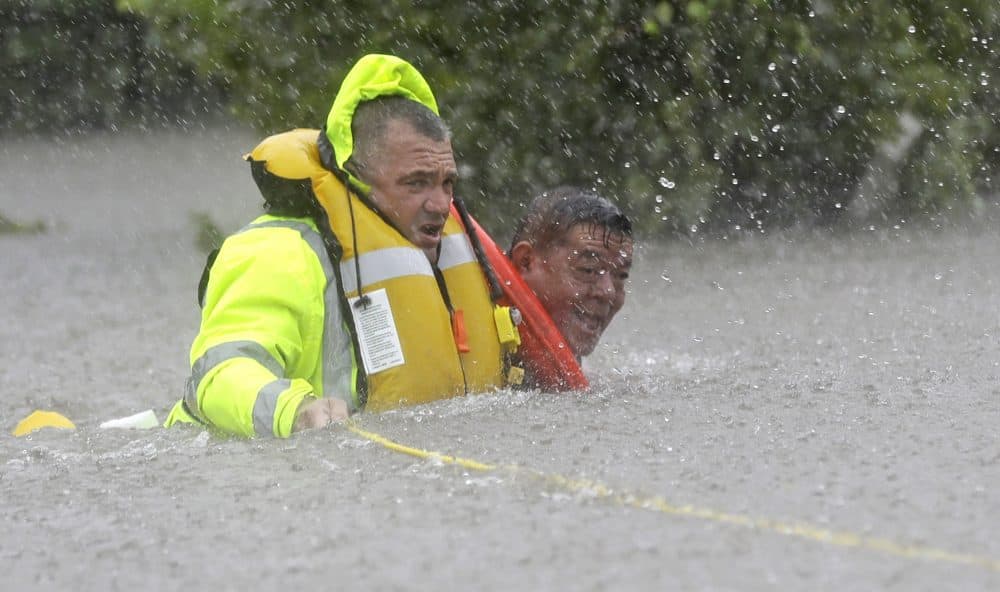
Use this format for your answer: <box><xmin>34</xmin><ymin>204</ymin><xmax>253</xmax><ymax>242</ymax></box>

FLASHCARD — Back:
<box><xmin>510</xmin><ymin>241</ymin><xmax>535</xmax><ymax>273</ymax></box>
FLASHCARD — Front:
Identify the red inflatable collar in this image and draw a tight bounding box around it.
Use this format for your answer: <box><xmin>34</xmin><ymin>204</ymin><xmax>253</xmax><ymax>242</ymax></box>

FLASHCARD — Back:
<box><xmin>452</xmin><ymin>205</ymin><xmax>588</xmax><ymax>391</ymax></box>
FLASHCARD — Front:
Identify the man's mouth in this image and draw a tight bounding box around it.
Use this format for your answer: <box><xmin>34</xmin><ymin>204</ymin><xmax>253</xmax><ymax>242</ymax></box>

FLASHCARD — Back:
<box><xmin>572</xmin><ymin>308</ymin><xmax>604</xmax><ymax>334</ymax></box>
<box><xmin>418</xmin><ymin>223</ymin><xmax>444</xmax><ymax>242</ymax></box>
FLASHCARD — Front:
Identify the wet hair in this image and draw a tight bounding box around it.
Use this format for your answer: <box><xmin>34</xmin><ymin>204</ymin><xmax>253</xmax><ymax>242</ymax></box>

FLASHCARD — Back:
<box><xmin>509</xmin><ymin>186</ymin><xmax>632</xmax><ymax>252</ymax></box>
<box><xmin>346</xmin><ymin>95</ymin><xmax>451</xmax><ymax>178</ymax></box>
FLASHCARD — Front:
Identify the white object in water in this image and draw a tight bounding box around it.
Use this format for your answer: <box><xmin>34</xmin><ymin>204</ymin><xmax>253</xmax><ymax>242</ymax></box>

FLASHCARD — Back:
<box><xmin>99</xmin><ymin>409</ymin><xmax>160</xmax><ymax>430</ymax></box>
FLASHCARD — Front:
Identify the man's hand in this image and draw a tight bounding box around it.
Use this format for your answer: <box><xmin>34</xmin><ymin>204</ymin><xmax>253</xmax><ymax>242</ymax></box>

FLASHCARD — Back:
<box><xmin>293</xmin><ymin>397</ymin><xmax>349</xmax><ymax>433</ymax></box>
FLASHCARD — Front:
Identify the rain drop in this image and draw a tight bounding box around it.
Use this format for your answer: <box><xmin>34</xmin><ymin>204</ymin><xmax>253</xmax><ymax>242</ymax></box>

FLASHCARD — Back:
<box><xmin>767</xmin><ymin>62</ymin><xmax>776</xmax><ymax>72</ymax></box>
<box><xmin>907</xmin><ymin>25</ymin><xmax>916</xmax><ymax>34</ymax></box>
<box><xmin>836</xmin><ymin>105</ymin><xmax>846</xmax><ymax>114</ymax></box>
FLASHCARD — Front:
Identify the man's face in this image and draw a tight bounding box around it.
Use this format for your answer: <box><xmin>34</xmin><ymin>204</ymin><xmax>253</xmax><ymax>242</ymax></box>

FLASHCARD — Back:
<box><xmin>362</xmin><ymin>119</ymin><xmax>457</xmax><ymax>260</ymax></box>
<box><xmin>513</xmin><ymin>224</ymin><xmax>633</xmax><ymax>358</ymax></box>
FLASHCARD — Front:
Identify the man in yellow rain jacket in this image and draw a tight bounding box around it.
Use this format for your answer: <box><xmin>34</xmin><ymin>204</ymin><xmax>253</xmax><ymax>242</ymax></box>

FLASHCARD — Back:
<box><xmin>165</xmin><ymin>54</ymin><xmax>512</xmax><ymax>438</ymax></box>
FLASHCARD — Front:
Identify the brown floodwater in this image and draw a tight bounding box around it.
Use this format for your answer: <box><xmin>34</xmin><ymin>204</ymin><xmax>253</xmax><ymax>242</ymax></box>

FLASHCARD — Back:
<box><xmin>2</xmin><ymin>129</ymin><xmax>998</xmax><ymax>590</ymax></box>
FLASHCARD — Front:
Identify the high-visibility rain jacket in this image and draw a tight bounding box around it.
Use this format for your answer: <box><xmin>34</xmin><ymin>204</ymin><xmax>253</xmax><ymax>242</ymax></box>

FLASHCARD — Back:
<box><xmin>164</xmin><ymin>55</ymin><xmax>508</xmax><ymax>437</ymax></box>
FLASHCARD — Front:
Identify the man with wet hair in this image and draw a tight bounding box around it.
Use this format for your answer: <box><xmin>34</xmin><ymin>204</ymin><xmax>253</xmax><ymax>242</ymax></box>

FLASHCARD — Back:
<box><xmin>346</xmin><ymin>96</ymin><xmax>451</xmax><ymax>173</ymax></box>
<box><xmin>336</xmin><ymin>96</ymin><xmax>456</xmax><ymax>263</ymax></box>
<box><xmin>508</xmin><ymin>186</ymin><xmax>633</xmax><ymax>360</ymax></box>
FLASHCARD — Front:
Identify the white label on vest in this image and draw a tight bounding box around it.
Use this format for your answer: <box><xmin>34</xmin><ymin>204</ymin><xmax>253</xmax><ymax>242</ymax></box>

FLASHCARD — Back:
<box><xmin>349</xmin><ymin>288</ymin><xmax>405</xmax><ymax>375</ymax></box>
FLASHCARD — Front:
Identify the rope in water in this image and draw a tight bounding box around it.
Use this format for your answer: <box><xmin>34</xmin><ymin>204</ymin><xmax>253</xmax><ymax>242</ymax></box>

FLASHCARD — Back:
<box><xmin>344</xmin><ymin>420</ymin><xmax>1000</xmax><ymax>573</ymax></box>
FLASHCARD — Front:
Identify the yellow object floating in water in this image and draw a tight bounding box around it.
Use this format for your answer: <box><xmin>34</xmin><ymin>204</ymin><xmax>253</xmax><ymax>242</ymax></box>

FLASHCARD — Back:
<box><xmin>13</xmin><ymin>410</ymin><xmax>76</xmax><ymax>437</ymax></box>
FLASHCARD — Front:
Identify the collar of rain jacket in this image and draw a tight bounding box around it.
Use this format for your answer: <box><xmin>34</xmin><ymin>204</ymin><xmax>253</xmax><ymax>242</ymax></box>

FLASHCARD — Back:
<box><xmin>324</xmin><ymin>54</ymin><xmax>439</xmax><ymax>192</ymax></box>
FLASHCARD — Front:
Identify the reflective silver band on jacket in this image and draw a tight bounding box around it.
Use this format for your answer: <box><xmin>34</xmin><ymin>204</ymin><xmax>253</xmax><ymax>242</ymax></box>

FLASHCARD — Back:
<box><xmin>339</xmin><ymin>233</ymin><xmax>478</xmax><ymax>294</ymax></box>
<box><xmin>437</xmin><ymin>233</ymin><xmax>477</xmax><ymax>272</ymax></box>
<box><xmin>184</xmin><ymin>340</ymin><xmax>285</xmax><ymax>425</ymax></box>
<box><xmin>253</xmin><ymin>379</ymin><xmax>292</xmax><ymax>436</ymax></box>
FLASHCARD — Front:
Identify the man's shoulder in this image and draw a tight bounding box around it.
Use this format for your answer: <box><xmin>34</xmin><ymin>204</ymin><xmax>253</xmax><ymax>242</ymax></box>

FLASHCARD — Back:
<box><xmin>239</xmin><ymin>214</ymin><xmax>320</xmax><ymax>235</ymax></box>
<box><xmin>217</xmin><ymin>214</ymin><xmax>327</xmax><ymax>271</ymax></box>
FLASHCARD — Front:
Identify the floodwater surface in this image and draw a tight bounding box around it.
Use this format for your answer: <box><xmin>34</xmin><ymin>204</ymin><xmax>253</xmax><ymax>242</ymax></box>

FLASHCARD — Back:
<box><xmin>1</xmin><ymin>129</ymin><xmax>998</xmax><ymax>591</ymax></box>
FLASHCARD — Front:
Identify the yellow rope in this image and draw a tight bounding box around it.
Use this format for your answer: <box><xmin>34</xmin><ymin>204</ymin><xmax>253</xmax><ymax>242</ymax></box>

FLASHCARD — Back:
<box><xmin>344</xmin><ymin>420</ymin><xmax>1000</xmax><ymax>573</ymax></box>
<box><xmin>346</xmin><ymin>421</ymin><xmax>497</xmax><ymax>472</ymax></box>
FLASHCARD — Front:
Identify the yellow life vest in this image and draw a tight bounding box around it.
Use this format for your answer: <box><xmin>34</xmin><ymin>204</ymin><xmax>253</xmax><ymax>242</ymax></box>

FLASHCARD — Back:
<box><xmin>249</xmin><ymin>129</ymin><xmax>505</xmax><ymax>411</ymax></box>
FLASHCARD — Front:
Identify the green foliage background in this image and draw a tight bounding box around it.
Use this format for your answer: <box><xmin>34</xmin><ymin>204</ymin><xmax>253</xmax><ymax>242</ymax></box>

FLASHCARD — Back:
<box><xmin>0</xmin><ymin>0</ymin><xmax>218</xmax><ymax>132</ymax></box>
<box><xmin>4</xmin><ymin>1</ymin><xmax>999</xmax><ymax>235</ymax></box>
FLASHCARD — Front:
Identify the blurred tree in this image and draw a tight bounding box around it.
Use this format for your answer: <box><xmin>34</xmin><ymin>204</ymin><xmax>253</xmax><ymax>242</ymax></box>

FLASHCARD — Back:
<box><xmin>6</xmin><ymin>0</ymin><xmax>998</xmax><ymax>234</ymax></box>
<box><xmin>0</xmin><ymin>0</ymin><xmax>220</xmax><ymax>133</ymax></box>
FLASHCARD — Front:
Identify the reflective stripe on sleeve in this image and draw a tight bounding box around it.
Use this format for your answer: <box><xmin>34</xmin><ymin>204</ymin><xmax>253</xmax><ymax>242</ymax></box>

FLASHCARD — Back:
<box><xmin>323</xmin><ymin>282</ymin><xmax>356</xmax><ymax>410</ymax></box>
<box><xmin>185</xmin><ymin>340</ymin><xmax>285</xmax><ymax>415</ymax></box>
<box><xmin>253</xmin><ymin>379</ymin><xmax>292</xmax><ymax>436</ymax></box>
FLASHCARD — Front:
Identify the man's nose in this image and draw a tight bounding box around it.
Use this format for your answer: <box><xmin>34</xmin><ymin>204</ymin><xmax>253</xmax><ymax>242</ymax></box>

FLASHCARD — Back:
<box><xmin>424</xmin><ymin>187</ymin><xmax>452</xmax><ymax>215</ymax></box>
<box><xmin>591</xmin><ymin>270</ymin><xmax>616</xmax><ymax>298</ymax></box>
